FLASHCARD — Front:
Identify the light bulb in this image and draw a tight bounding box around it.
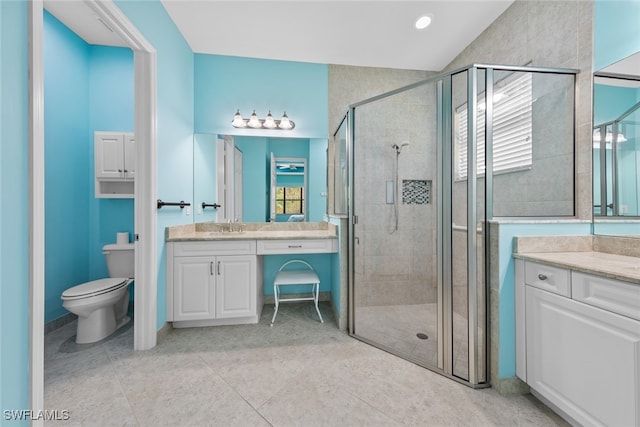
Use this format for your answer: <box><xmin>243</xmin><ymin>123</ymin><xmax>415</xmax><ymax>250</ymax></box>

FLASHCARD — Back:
<box><xmin>278</xmin><ymin>112</ymin><xmax>292</xmax><ymax>130</ymax></box>
<box><xmin>263</xmin><ymin>111</ymin><xmax>277</xmax><ymax>129</ymax></box>
<box><xmin>415</xmin><ymin>15</ymin><xmax>432</xmax><ymax>30</ymax></box>
<box><xmin>247</xmin><ymin>110</ymin><xmax>261</xmax><ymax>128</ymax></box>
<box><xmin>231</xmin><ymin>109</ymin><xmax>246</xmax><ymax>128</ymax></box>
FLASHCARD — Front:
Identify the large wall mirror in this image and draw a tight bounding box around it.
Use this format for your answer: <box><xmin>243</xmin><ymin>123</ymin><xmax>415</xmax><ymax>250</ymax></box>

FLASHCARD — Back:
<box><xmin>193</xmin><ymin>133</ymin><xmax>328</xmax><ymax>223</ymax></box>
<box><xmin>593</xmin><ymin>51</ymin><xmax>640</xmax><ymax>237</ymax></box>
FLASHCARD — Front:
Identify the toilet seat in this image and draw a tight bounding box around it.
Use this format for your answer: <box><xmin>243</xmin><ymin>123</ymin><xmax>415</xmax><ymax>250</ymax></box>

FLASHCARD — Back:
<box><xmin>61</xmin><ymin>278</ymin><xmax>130</xmax><ymax>300</ymax></box>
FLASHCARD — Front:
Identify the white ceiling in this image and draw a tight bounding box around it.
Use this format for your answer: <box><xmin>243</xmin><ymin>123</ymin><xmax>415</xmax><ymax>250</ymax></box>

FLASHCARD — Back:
<box><xmin>44</xmin><ymin>0</ymin><xmax>129</xmax><ymax>48</ymax></box>
<box><xmin>45</xmin><ymin>0</ymin><xmax>516</xmax><ymax>71</ymax></box>
<box><xmin>160</xmin><ymin>0</ymin><xmax>514</xmax><ymax>71</ymax></box>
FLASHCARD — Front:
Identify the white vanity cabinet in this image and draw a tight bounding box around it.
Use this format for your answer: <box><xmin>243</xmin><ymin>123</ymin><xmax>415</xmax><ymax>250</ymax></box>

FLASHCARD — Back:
<box><xmin>94</xmin><ymin>131</ymin><xmax>135</xmax><ymax>198</ymax></box>
<box><xmin>516</xmin><ymin>259</ymin><xmax>640</xmax><ymax>427</ymax></box>
<box><xmin>167</xmin><ymin>240</ymin><xmax>263</xmax><ymax>327</ymax></box>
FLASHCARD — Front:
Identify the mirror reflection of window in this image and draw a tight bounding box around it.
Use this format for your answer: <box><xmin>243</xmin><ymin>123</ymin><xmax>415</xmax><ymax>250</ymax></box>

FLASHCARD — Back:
<box><xmin>276</xmin><ymin>186</ymin><xmax>305</xmax><ymax>215</ymax></box>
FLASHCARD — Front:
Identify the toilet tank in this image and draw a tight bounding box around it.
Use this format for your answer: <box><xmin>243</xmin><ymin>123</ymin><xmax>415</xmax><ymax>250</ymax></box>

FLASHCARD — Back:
<box><xmin>103</xmin><ymin>243</ymin><xmax>135</xmax><ymax>278</ymax></box>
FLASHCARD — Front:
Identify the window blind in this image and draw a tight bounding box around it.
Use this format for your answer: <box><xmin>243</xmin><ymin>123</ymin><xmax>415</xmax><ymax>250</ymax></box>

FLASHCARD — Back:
<box><xmin>455</xmin><ymin>72</ymin><xmax>533</xmax><ymax>181</ymax></box>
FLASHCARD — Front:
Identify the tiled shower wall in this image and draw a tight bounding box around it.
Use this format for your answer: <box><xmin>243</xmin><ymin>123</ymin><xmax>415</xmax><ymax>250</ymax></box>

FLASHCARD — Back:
<box><xmin>446</xmin><ymin>0</ymin><xmax>594</xmax><ymax>221</ymax></box>
<box><xmin>351</xmin><ymin>83</ymin><xmax>438</xmax><ymax>306</ymax></box>
<box><xmin>444</xmin><ymin>0</ymin><xmax>594</xmax><ymax>392</ymax></box>
<box><xmin>328</xmin><ymin>65</ymin><xmax>434</xmax><ymax>307</ymax></box>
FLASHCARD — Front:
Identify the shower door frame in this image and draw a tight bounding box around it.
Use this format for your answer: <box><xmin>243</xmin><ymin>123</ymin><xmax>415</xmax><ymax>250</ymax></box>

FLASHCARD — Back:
<box><xmin>346</xmin><ymin>63</ymin><xmax>578</xmax><ymax>388</ymax></box>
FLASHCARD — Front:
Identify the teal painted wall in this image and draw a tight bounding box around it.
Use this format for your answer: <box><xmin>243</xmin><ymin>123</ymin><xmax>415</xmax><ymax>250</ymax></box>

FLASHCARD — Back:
<box><xmin>43</xmin><ymin>11</ymin><xmax>135</xmax><ymax>323</ymax></box>
<box><xmin>263</xmin><ymin>254</ymin><xmax>333</xmax><ymax>297</ymax></box>
<box><xmin>193</xmin><ymin>133</ymin><xmax>218</xmax><ymax>223</ymax></box>
<box><xmin>44</xmin><ymin>10</ymin><xmax>91</xmax><ymax>322</ymax></box>
<box><xmin>88</xmin><ymin>45</ymin><xmax>135</xmax><ymax>280</ymax></box>
<box><xmin>0</xmin><ymin>0</ymin><xmax>30</xmax><ymax>422</ymax></box>
<box><xmin>593</xmin><ymin>84</ymin><xmax>639</xmax><ymax>125</ymax></box>
<box><xmin>115</xmin><ymin>0</ymin><xmax>195</xmax><ymax>330</ymax></box>
<box><xmin>194</xmin><ymin>54</ymin><xmax>329</xmax><ymax>139</ymax></box>
<box><xmin>496</xmin><ymin>222</ymin><xmax>591</xmax><ymax>378</ymax></box>
<box><xmin>233</xmin><ymin>136</ymin><xmax>269</xmax><ymax>222</ymax></box>
<box><xmin>594</xmin><ymin>1</ymin><xmax>640</xmax><ymax>70</ymax></box>
<box><xmin>308</xmin><ymin>138</ymin><xmax>328</xmax><ymax>222</ymax></box>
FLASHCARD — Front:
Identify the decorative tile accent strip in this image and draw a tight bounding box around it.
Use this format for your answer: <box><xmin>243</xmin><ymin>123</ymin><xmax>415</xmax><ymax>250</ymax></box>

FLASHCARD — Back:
<box><xmin>402</xmin><ymin>180</ymin><xmax>431</xmax><ymax>204</ymax></box>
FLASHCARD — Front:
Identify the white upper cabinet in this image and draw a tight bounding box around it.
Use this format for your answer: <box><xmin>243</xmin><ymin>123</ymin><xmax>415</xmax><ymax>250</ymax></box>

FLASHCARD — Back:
<box><xmin>94</xmin><ymin>131</ymin><xmax>135</xmax><ymax>198</ymax></box>
<box><xmin>123</xmin><ymin>133</ymin><xmax>136</xmax><ymax>179</ymax></box>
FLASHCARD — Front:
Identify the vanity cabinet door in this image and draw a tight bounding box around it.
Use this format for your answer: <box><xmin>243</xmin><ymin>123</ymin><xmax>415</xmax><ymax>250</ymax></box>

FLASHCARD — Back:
<box><xmin>215</xmin><ymin>255</ymin><xmax>256</xmax><ymax>319</ymax></box>
<box><xmin>526</xmin><ymin>285</ymin><xmax>640</xmax><ymax>427</ymax></box>
<box><xmin>173</xmin><ymin>256</ymin><xmax>216</xmax><ymax>321</ymax></box>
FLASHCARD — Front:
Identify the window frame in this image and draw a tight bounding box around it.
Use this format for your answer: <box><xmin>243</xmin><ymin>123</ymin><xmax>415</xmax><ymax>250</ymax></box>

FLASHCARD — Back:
<box><xmin>275</xmin><ymin>186</ymin><xmax>305</xmax><ymax>215</ymax></box>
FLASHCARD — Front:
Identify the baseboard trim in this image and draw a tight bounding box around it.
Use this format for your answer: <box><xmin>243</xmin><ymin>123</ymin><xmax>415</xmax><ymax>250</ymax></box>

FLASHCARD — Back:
<box><xmin>492</xmin><ymin>376</ymin><xmax>529</xmax><ymax>395</ymax></box>
<box><xmin>156</xmin><ymin>322</ymin><xmax>172</xmax><ymax>344</ymax></box>
<box><xmin>44</xmin><ymin>313</ymin><xmax>76</xmax><ymax>334</ymax></box>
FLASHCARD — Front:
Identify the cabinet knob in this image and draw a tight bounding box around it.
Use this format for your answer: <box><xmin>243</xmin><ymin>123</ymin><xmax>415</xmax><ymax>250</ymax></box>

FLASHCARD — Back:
<box><xmin>118</xmin><ymin>169</ymin><xmax>123</xmax><ymax>173</ymax></box>
<box><xmin>538</xmin><ymin>273</ymin><xmax>547</xmax><ymax>281</ymax></box>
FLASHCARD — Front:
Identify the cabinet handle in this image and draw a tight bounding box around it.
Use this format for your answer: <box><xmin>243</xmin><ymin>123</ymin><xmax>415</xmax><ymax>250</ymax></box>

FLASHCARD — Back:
<box><xmin>210</xmin><ymin>261</ymin><xmax>214</xmax><ymax>276</ymax></box>
<box><xmin>538</xmin><ymin>273</ymin><xmax>547</xmax><ymax>281</ymax></box>
<box><xmin>217</xmin><ymin>261</ymin><xmax>221</xmax><ymax>275</ymax></box>
<box><xmin>288</xmin><ymin>245</ymin><xmax>303</xmax><ymax>249</ymax></box>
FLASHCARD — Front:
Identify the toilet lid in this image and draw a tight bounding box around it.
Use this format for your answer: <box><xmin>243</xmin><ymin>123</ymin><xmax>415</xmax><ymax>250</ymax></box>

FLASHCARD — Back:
<box><xmin>62</xmin><ymin>278</ymin><xmax>129</xmax><ymax>299</ymax></box>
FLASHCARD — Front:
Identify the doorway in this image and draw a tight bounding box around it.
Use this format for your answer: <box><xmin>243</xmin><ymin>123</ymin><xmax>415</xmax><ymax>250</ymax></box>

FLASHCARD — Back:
<box><xmin>30</xmin><ymin>0</ymin><xmax>157</xmax><ymax>414</ymax></box>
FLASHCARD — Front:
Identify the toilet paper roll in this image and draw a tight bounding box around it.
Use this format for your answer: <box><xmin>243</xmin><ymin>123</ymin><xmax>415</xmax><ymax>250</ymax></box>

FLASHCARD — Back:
<box><xmin>116</xmin><ymin>232</ymin><xmax>129</xmax><ymax>245</ymax></box>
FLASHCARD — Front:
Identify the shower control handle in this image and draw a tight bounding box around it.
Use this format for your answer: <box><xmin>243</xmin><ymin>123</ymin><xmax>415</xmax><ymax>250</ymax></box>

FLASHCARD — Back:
<box><xmin>538</xmin><ymin>274</ymin><xmax>547</xmax><ymax>281</ymax></box>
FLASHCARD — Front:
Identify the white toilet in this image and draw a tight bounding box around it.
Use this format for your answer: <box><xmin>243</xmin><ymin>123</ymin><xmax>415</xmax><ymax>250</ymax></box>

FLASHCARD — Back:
<box><xmin>61</xmin><ymin>242</ymin><xmax>134</xmax><ymax>344</ymax></box>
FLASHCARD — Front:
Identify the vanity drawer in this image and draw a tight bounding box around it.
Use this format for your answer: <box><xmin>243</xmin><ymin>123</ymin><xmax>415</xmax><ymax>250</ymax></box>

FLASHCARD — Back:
<box><xmin>572</xmin><ymin>272</ymin><xmax>640</xmax><ymax>321</ymax></box>
<box><xmin>171</xmin><ymin>240</ymin><xmax>256</xmax><ymax>256</ymax></box>
<box><xmin>525</xmin><ymin>261</ymin><xmax>571</xmax><ymax>297</ymax></box>
<box><xmin>256</xmin><ymin>238</ymin><xmax>338</xmax><ymax>255</ymax></box>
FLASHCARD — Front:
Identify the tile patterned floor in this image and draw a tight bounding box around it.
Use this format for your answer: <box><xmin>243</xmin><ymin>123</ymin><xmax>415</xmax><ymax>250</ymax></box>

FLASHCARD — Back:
<box><xmin>44</xmin><ymin>302</ymin><xmax>568</xmax><ymax>426</ymax></box>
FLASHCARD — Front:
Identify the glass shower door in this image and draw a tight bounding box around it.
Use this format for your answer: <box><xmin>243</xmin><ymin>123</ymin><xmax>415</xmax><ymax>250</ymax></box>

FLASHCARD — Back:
<box><xmin>350</xmin><ymin>81</ymin><xmax>440</xmax><ymax>369</ymax></box>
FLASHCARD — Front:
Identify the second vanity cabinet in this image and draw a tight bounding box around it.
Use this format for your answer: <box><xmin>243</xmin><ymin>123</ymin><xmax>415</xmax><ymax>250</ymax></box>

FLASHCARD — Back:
<box><xmin>516</xmin><ymin>260</ymin><xmax>640</xmax><ymax>427</ymax></box>
<box><xmin>167</xmin><ymin>240</ymin><xmax>263</xmax><ymax>327</ymax></box>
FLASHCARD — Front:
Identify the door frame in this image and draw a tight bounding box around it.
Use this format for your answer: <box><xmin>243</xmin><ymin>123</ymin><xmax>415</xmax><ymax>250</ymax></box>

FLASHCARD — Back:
<box><xmin>29</xmin><ymin>0</ymin><xmax>158</xmax><ymax>417</ymax></box>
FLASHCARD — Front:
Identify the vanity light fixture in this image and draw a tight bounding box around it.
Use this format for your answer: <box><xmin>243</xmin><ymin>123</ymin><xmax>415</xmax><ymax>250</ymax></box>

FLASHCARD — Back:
<box><xmin>231</xmin><ymin>109</ymin><xmax>296</xmax><ymax>130</ymax></box>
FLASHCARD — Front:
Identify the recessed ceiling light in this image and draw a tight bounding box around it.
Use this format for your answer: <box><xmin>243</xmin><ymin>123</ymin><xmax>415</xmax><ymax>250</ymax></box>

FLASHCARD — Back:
<box><xmin>415</xmin><ymin>15</ymin><xmax>432</xmax><ymax>30</ymax></box>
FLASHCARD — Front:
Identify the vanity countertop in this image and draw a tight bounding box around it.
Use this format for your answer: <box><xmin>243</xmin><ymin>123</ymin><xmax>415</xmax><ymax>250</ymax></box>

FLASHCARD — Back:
<box><xmin>513</xmin><ymin>251</ymin><xmax>640</xmax><ymax>285</ymax></box>
<box><xmin>166</xmin><ymin>221</ymin><xmax>338</xmax><ymax>242</ymax></box>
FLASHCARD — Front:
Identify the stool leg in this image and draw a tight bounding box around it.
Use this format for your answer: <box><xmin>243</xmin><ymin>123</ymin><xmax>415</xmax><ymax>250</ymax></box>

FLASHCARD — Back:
<box><xmin>270</xmin><ymin>283</ymin><xmax>279</xmax><ymax>326</ymax></box>
<box><xmin>313</xmin><ymin>282</ymin><xmax>323</xmax><ymax>323</ymax></box>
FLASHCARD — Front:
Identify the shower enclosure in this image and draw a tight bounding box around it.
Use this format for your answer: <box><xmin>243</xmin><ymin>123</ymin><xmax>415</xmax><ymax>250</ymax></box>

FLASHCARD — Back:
<box><xmin>593</xmin><ymin>72</ymin><xmax>640</xmax><ymax>217</ymax></box>
<box><xmin>338</xmin><ymin>64</ymin><xmax>576</xmax><ymax>387</ymax></box>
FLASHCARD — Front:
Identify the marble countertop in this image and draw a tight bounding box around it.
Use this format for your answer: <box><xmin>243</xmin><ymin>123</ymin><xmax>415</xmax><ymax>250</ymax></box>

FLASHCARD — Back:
<box><xmin>513</xmin><ymin>251</ymin><xmax>640</xmax><ymax>285</ymax></box>
<box><xmin>166</xmin><ymin>221</ymin><xmax>338</xmax><ymax>242</ymax></box>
